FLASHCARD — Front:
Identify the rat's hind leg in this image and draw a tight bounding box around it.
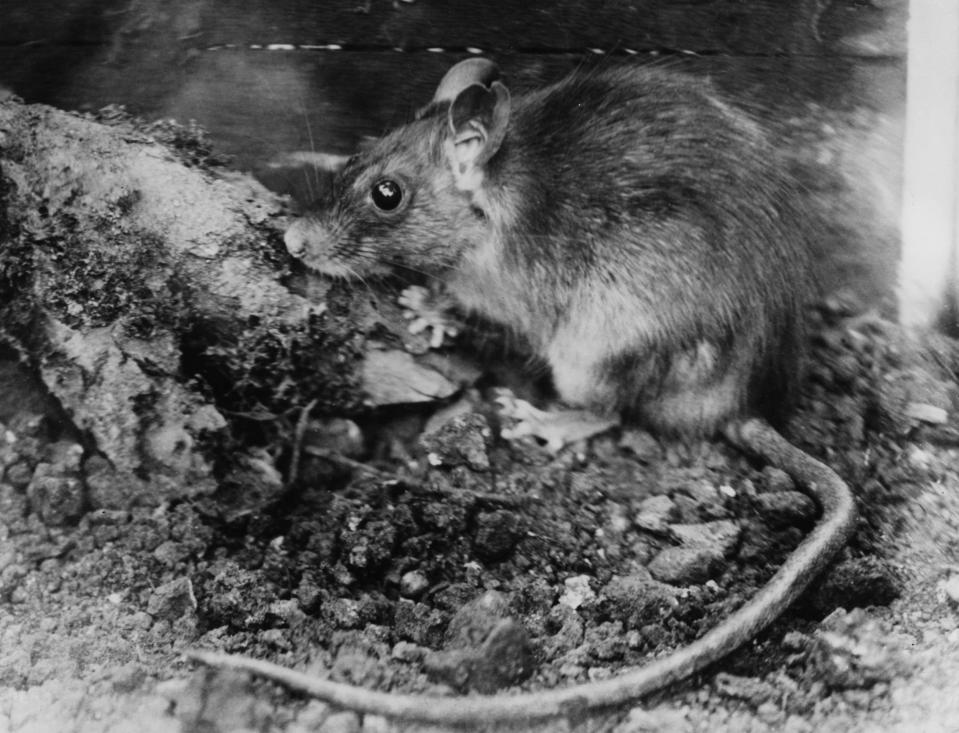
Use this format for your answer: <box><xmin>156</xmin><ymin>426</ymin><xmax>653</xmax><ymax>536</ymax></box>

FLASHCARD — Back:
<box><xmin>547</xmin><ymin>342</ymin><xmax>623</xmax><ymax>414</ymax></box>
<box><xmin>626</xmin><ymin>340</ymin><xmax>749</xmax><ymax>436</ymax></box>
<box><xmin>640</xmin><ymin>373</ymin><xmax>743</xmax><ymax>436</ymax></box>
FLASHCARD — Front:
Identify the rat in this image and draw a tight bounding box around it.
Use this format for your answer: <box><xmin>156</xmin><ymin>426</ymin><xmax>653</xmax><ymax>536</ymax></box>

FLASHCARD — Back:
<box><xmin>190</xmin><ymin>58</ymin><xmax>857</xmax><ymax>725</ymax></box>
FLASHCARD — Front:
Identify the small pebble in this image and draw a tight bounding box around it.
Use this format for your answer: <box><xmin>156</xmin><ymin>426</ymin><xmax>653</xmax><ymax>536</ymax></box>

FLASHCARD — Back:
<box><xmin>418</xmin><ymin>413</ymin><xmax>491</xmax><ymax>471</ymax></box>
<box><xmin>361</xmin><ymin>714</ymin><xmax>391</xmax><ymax>733</ymax></box>
<box><xmin>904</xmin><ymin>402</ymin><xmax>948</xmax><ymax>424</ymax></box>
<box><xmin>648</xmin><ymin>546</ymin><xmax>724</xmax><ymax>585</ymax></box>
<box><xmin>937</xmin><ymin>574</ymin><xmax>959</xmax><ymax>606</ymax></box>
<box><xmin>619</xmin><ymin>429</ymin><xmax>662</xmax><ymax>462</ymax></box>
<box><xmin>669</xmin><ymin>520</ymin><xmax>741</xmax><ymax>556</ymax></box>
<box><xmin>399</xmin><ymin>570</ymin><xmax>429</xmax><ymax>599</ymax></box>
<box><xmin>754</xmin><ymin>491</ymin><xmax>817</xmax><ymax>527</ymax></box>
<box><xmin>423</xmin><ymin>591</ymin><xmax>533</xmax><ymax>693</ymax></box>
<box><xmin>713</xmin><ymin>672</ymin><xmax>778</xmax><ymax>705</ymax></box>
<box><xmin>391</xmin><ymin>641</ymin><xmax>427</xmax><ymax>662</ymax></box>
<box><xmin>634</xmin><ymin>494</ymin><xmax>678</xmax><ymax>533</ymax></box>
<box><xmin>27</xmin><ymin>466</ymin><xmax>84</xmax><ymax>526</ymax></box>
<box><xmin>559</xmin><ymin>575</ymin><xmax>596</xmax><ymax>609</ymax></box>
<box><xmin>317</xmin><ymin>710</ymin><xmax>359</xmax><ymax>733</ymax></box>
<box><xmin>601</xmin><ymin>573</ymin><xmax>679</xmax><ymax>626</ymax></box>
<box><xmin>146</xmin><ymin>577</ymin><xmax>197</xmax><ymax>621</ymax></box>
<box><xmin>4</xmin><ymin>461</ymin><xmax>33</xmax><ymax>491</ymax></box>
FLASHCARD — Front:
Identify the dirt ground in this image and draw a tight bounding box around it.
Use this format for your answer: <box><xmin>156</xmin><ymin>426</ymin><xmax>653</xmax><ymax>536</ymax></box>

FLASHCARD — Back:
<box><xmin>1</xmin><ymin>282</ymin><xmax>959</xmax><ymax>732</ymax></box>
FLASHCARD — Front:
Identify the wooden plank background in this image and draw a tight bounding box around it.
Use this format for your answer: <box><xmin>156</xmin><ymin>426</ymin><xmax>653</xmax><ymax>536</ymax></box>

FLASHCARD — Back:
<box><xmin>0</xmin><ymin>0</ymin><xmax>907</xmax><ymax>305</ymax></box>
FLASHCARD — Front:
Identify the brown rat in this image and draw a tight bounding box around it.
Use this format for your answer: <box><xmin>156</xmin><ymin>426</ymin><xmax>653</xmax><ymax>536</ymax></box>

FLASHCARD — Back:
<box><xmin>285</xmin><ymin>58</ymin><xmax>810</xmax><ymax>435</ymax></box>
<box><xmin>193</xmin><ymin>59</ymin><xmax>856</xmax><ymax>724</ymax></box>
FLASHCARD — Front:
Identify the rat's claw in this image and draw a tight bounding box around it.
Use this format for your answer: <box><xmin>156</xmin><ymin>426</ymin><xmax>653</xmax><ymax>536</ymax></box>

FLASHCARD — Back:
<box><xmin>429</xmin><ymin>324</ymin><xmax>446</xmax><ymax>349</ymax></box>
<box><xmin>408</xmin><ymin>317</ymin><xmax>430</xmax><ymax>335</ymax></box>
<box><xmin>398</xmin><ymin>286</ymin><xmax>460</xmax><ymax>349</ymax></box>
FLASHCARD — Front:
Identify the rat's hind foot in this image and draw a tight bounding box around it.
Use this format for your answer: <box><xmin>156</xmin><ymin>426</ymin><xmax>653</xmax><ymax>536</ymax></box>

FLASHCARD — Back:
<box><xmin>494</xmin><ymin>389</ymin><xmax>619</xmax><ymax>452</ymax></box>
<box><xmin>398</xmin><ymin>285</ymin><xmax>461</xmax><ymax>349</ymax></box>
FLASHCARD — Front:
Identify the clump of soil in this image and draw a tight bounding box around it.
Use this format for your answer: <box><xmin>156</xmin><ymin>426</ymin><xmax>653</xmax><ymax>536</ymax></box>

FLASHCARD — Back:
<box><xmin>2</xmin><ymin>293</ymin><xmax>959</xmax><ymax>732</ymax></box>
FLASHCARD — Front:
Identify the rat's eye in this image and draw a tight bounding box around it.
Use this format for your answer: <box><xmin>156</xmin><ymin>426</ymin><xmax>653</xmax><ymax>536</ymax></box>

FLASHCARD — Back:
<box><xmin>371</xmin><ymin>179</ymin><xmax>403</xmax><ymax>211</ymax></box>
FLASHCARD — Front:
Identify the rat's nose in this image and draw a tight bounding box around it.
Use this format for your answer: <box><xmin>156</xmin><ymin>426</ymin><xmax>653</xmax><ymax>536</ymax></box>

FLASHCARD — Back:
<box><xmin>284</xmin><ymin>219</ymin><xmax>309</xmax><ymax>258</ymax></box>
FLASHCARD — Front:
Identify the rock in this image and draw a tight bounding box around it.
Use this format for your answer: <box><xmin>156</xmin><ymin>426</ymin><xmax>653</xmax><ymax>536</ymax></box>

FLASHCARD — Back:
<box><xmin>296</xmin><ymin>576</ymin><xmax>326</xmax><ymax>614</ymax></box>
<box><xmin>806</xmin><ymin>556</ymin><xmax>901</xmax><ymax>615</ymax></box>
<box><xmin>197</xmin><ymin>561</ymin><xmax>277</xmax><ymax>630</ymax></box>
<box><xmin>585</xmin><ymin>621</ymin><xmax>627</xmax><ymax>661</ymax></box>
<box><xmin>423</xmin><ymin>590</ymin><xmax>533</xmax><ymax>693</ymax></box>
<box><xmin>673</xmin><ymin>478</ymin><xmax>729</xmax><ymax>520</ymax></box>
<box><xmin>362</xmin><ymin>349</ymin><xmax>457</xmax><ymax>406</ymax></box>
<box><xmin>360</xmin><ymin>714</ymin><xmax>391</xmax><ymax>733</ymax></box>
<box><xmin>634</xmin><ymin>495</ymin><xmax>678</xmax><ymax>534</ymax></box>
<box><xmin>614</xmin><ymin>705</ymin><xmax>692</xmax><ymax>732</ymax></box>
<box><xmin>939</xmin><ymin>574</ymin><xmax>959</xmax><ymax>607</ymax></box>
<box><xmin>541</xmin><ymin>603</ymin><xmax>585</xmax><ymax>658</ymax></box>
<box><xmin>648</xmin><ymin>546</ymin><xmax>724</xmax><ymax>585</ymax></box>
<box><xmin>26</xmin><ymin>462</ymin><xmax>85</xmax><ymax>526</ymax></box>
<box><xmin>4</xmin><ymin>460</ymin><xmax>33</xmax><ymax>491</ymax></box>
<box><xmin>472</xmin><ymin>509</ymin><xmax>522</xmax><ymax>561</ymax></box>
<box><xmin>399</xmin><ymin>570</ymin><xmax>429</xmax><ymax>599</ymax></box>
<box><xmin>304</xmin><ymin>417</ymin><xmax>365</xmax><ymax>457</ymax></box>
<box><xmin>713</xmin><ymin>672</ymin><xmax>779</xmax><ymax>705</ymax></box>
<box><xmin>419</xmin><ymin>412</ymin><xmax>491</xmax><ymax>471</ymax></box>
<box><xmin>619</xmin><ymin>430</ymin><xmax>663</xmax><ymax>463</ymax></box>
<box><xmin>669</xmin><ymin>520</ymin><xmax>742</xmax><ymax>556</ymax></box>
<box><xmin>153</xmin><ymin>540</ymin><xmax>190</xmax><ymax>566</ymax></box>
<box><xmin>82</xmin><ymin>454</ymin><xmax>127</xmax><ymax>510</ymax></box>
<box><xmin>423</xmin><ymin>617</ymin><xmax>533</xmax><ymax>693</ymax></box>
<box><xmin>903</xmin><ymin>402</ymin><xmax>948</xmax><ymax>424</ymax></box>
<box><xmin>328</xmin><ymin>598</ymin><xmax>362</xmax><ymax>629</ymax></box>
<box><xmin>268</xmin><ymin>599</ymin><xmax>305</xmax><ymax>626</ymax></box>
<box><xmin>443</xmin><ymin>590</ymin><xmax>510</xmax><ymax>644</ymax></box>
<box><xmin>316</xmin><ymin>711</ymin><xmax>361</xmax><ymax>733</ymax></box>
<box><xmin>342</xmin><ymin>520</ymin><xmax>397</xmax><ymax>574</ymax></box>
<box><xmin>390</xmin><ymin>641</ymin><xmax>427</xmax><ymax>663</ymax></box>
<box><xmin>392</xmin><ymin>600</ymin><xmax>447</xmax><ymax>648</ymax></box>
<box><xmin>754</xmin><ymin>491</ymin><xmax>817</xmax><ymax>528</ymax></box>
<box><xmin>559</xmin><ymin>575</ymin><xmax>596</xmax><ymax>610</ymax></box>
<box><xmin>147</xmin><ymin>577</ymin><xmax>197</xmax><ymax>622</ymax></box>
<box><xmin>0</xmin><ymin>483</ymin><xmax>28</xmax><ymax>519</ymax></box>
<box><xmin>601</xmin><ymin>573</ymin><xmax>679</xmax><ymax>626</ymax></box>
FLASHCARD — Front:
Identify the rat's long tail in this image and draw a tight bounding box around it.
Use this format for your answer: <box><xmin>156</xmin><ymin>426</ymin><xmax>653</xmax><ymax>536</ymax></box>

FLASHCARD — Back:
<box><xmin>188</xmin><ymin>418</ymin><xmax>856</xmax><ymax>726</ymax></box>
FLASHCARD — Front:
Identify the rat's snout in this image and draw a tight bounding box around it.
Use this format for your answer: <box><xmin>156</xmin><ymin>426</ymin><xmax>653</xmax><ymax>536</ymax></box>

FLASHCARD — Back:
<box><xmin>284</xmin><ymin>218</ymin><xmax>312</xmax><ymax>259</ymax></box>
<box><xmin>282</xmin><ymin>216</ymin><xmax>352</xmax><ymax>277</ymax></box>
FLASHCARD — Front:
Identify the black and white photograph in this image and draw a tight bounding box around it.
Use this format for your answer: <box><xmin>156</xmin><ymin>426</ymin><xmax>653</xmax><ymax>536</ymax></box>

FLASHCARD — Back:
<box><xmin>0</xmin><ymin>2</ymin><xmax>956</xmax><ymax>731</ymax></box>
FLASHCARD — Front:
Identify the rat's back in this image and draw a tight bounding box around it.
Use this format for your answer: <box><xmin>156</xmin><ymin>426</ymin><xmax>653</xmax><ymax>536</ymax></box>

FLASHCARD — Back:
<box><xmin>482</xmin><ymin>65</ymin><xmax>814</xmax><ymax>432</ymax></box>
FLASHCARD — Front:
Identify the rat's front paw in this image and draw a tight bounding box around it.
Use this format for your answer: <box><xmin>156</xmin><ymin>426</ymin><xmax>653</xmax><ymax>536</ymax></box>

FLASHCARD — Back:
<box><xmin>398</xmin><ymin>285</ymin><xmax>461</xmax><ymax>349</ymax></box>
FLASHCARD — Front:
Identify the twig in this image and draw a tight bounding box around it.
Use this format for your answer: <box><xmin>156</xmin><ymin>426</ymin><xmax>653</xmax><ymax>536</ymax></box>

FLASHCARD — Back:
<box><xmin>285</xmin><ymin>399</ymin><xmax>317</xmax><ymax>488</ymax></box>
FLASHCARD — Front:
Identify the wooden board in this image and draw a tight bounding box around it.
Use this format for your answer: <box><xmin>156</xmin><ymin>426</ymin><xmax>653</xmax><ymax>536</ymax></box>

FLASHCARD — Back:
<box><xmin>0</xmin><ymin>0</ymin><xmax>906</xmax><ymax>55</ymax></box>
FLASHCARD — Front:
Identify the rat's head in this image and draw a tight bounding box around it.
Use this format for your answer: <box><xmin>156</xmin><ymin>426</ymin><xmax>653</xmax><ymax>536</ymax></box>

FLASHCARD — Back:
<box><xmin>284</xmin><ymin>58</ymin><xmax>512</xmax><ymax>281</ymax></box>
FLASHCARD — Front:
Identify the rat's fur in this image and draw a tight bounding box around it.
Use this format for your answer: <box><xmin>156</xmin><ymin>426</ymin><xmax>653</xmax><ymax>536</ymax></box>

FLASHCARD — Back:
<box><xmin>288</xmin><ymin>62</ymin><xmax>814</xmax><ymax>435</ymax></box>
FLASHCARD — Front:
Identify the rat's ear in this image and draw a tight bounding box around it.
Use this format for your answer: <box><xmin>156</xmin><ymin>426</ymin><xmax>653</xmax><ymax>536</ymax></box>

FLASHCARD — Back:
<box><xmin>444</xmin><ymin>81</ymin><xmax>511</xmax><ymax>190</ymax></box>
<box><xmin>433</xmin><ymin>58</ymin><xmax>501</xmax><ymax>103</ymax></box>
